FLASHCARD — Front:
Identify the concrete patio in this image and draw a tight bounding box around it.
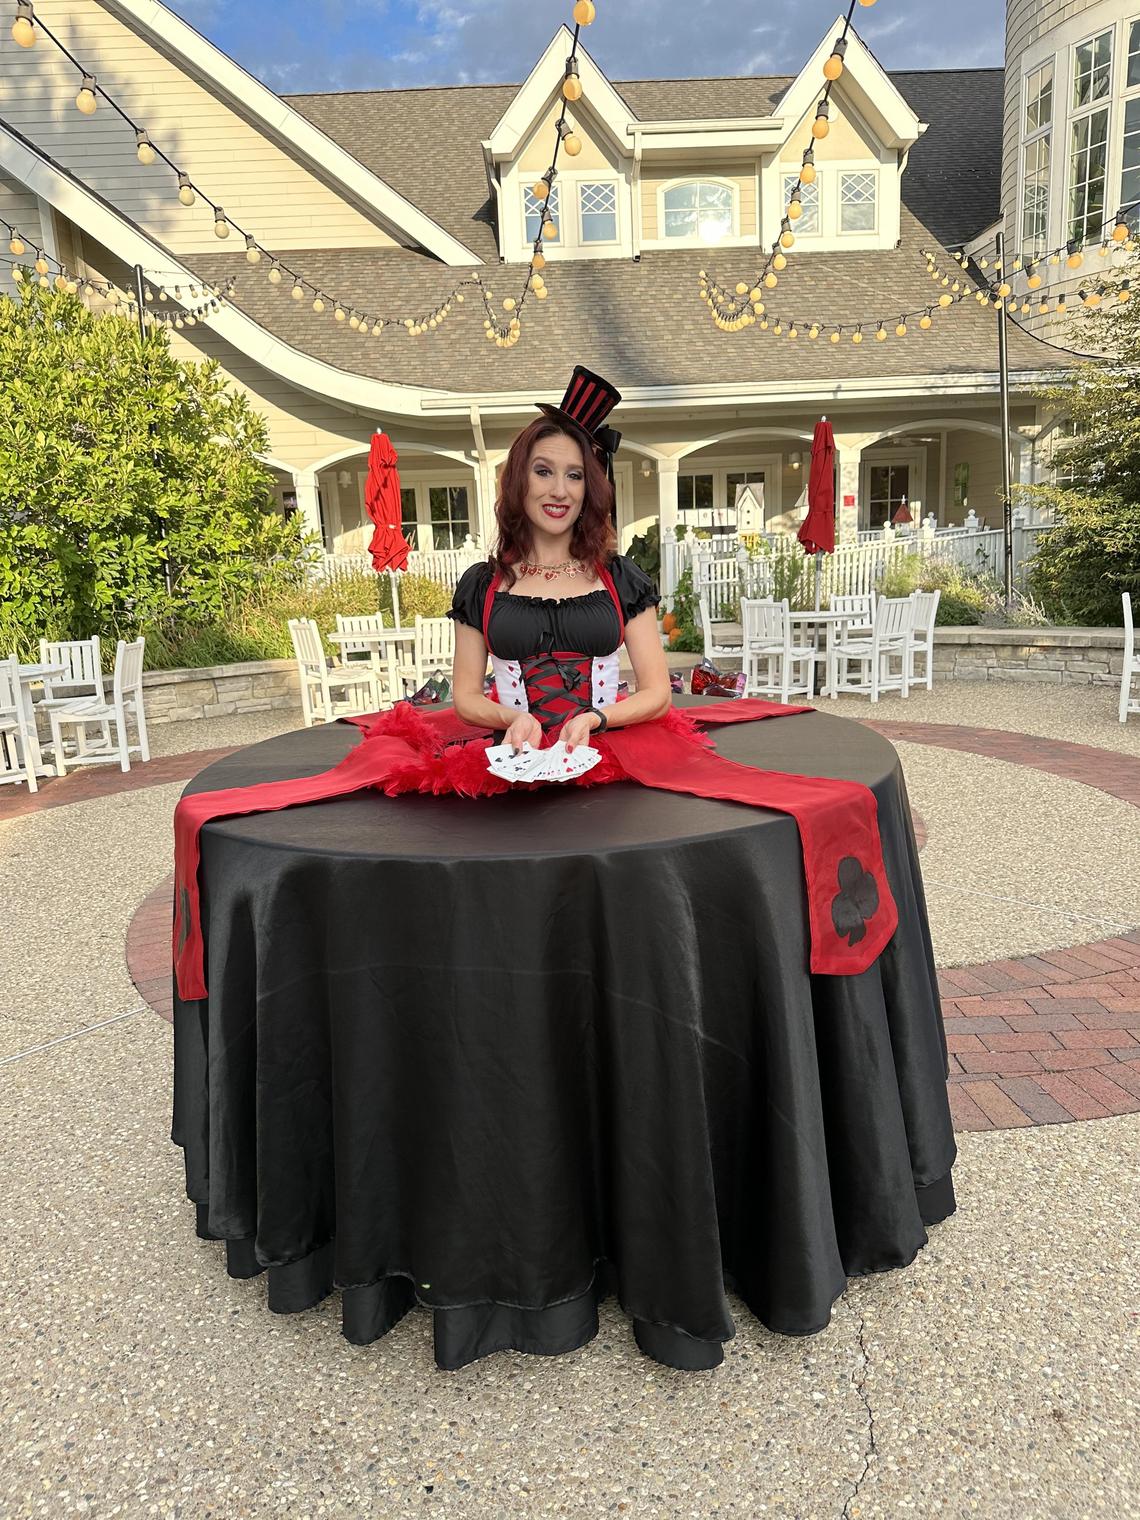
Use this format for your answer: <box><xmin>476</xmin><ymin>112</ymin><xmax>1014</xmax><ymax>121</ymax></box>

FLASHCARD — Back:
<box><xmin>2</xmin><ymin>682</ymin><xmax>1138</xmax><ymax>1519</ymax></box>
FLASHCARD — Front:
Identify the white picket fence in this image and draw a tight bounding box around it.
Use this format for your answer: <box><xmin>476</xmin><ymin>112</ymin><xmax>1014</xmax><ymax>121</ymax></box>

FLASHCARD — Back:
<box><xmin>662</xmin><ymin>514</ymin><xmax>1049</xmax><ymax>609</ymax></box>
<box><xmin>313</xmin><ymin>540</ymin><xmax>482</xmax><ymax>592</ymax></box>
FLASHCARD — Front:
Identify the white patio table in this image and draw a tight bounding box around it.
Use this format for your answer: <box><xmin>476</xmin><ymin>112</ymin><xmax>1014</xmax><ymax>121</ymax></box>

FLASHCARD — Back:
<box><xmin>15</xmin><ymin>662</ymin><xmax>68</xmax><ymax>775</ymax></box>
<box><xmin>327</xmin><ymin>627</ymin><xmax>418</xmax><ymax>706</ymax></box>
<box><xmin>784</xmin><ymin>611</ymin><xmax>872</xmax><ymax>699</ymax></box>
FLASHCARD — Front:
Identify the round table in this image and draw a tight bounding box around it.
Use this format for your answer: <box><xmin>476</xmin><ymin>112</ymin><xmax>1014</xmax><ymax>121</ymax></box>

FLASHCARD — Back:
<box><xmin>172</xmin><ymin>700</ymin><xmax>956</xmax><ymax>1372</ymax></box>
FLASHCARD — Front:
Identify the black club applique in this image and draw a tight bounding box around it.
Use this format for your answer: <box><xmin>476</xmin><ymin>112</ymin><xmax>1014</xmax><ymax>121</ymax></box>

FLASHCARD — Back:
<box><xmin>831</xmin><ymin>857</ymin><xmax>880</xmax><ymax>947</ymax></box>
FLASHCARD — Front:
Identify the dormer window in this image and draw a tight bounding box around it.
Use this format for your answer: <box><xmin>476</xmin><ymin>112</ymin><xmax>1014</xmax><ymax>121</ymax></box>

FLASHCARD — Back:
<box><xmin>784</xmin><ymin>173</ymin><xmax>820</xmax><ymax>235</ymax></box>
<box><xmin>839</xmin><ymin>171</ymin><xmax>877</xmax><ymax>233</ymax></box>
<box><xmin>661</xmin><ymin>180</ymin><xmax>736</xmax><ymax>242</ymax></box>
<box><xmin>580</xmin><ymin>182</ymin><xmax>618</xmax><ymax>243</ymax></box>
<box><xmin>523</xmin><ymin>183</ymin><xmax>560</xmax><ymax>243</ymax></box>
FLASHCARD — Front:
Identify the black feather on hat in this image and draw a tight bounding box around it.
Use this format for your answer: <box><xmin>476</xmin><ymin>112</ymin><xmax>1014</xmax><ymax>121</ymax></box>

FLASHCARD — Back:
<box><xmin>536</xmin><ymin>365</ymin><xmax>622</xmax><ymax>484</ymax></box>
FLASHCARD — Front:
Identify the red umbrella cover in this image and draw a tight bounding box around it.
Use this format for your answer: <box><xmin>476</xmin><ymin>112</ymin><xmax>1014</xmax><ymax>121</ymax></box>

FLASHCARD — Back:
<box><xmin>892</xmin><ymin>496</ymin><xmax>913</xmax><ymax>525</ymax></box>
<box><xmin>365</xmin><ymin>432</ymin><xmax>411</xmax><ymax>572</ymax></box>
<box><xmin>797</xmin><ymin>419</ymin><xmax>836</xmax><ymax>556</ymax></box>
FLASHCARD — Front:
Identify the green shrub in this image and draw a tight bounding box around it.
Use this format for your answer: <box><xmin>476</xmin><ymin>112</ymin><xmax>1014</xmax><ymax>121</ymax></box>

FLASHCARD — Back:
<box><xmin>627</xmin><ymin>522</ymin><xmax>660</xmax><ymax>582</ymax></box>
<box><xmin>871</xmin><ymin>553</ymin><xmax>1050</xmax><ymax>628</ymax></box>
<box><xmin>144</xmin><ymin>572</ymin><xmax>452</xmax><ymax>670</ymax></box>
<box><xmin>0</xmin><ymin>282</ymin><xmax>308</xmax><ymax>657</ymax></box>
<box><xmin>378</xmin><ymin>572</ymin><xmax>453</xmax><ymax>622</ymax></box>
<box><xmin>1023</xmin><ymin>487</ymin><xmax>1139</xmax><ymax>625</ymax></box>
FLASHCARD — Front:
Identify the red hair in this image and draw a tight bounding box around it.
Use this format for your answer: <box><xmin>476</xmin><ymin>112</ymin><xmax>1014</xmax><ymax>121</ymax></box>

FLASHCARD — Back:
<box><xmin>489</xmin><ymin>417</ymin><xmax>616</xmax><ymax>587</ymax></box>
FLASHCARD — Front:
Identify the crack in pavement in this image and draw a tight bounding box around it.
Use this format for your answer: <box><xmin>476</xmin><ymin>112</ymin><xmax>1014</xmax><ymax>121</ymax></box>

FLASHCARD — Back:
<box><xmin>842</xmin><ymin>1298</ymin><xmax>877</xmax><ymax>1520</ymax></box>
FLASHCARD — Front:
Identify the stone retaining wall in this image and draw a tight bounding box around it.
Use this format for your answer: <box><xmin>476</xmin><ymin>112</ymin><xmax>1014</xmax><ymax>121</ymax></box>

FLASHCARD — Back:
<box><xmin>931</xmin><ymin>627</ymin><xmax>1125</xmax><ymax>685</ymax></box>
<box><xmin>140</xmin><ymin>627</ymin><xmax>1127</xmax><ymax>722</ymax></box>
<box><xmin>142</xmin><ymin>659</ymin><xmax>299</xmax><ymax>724</ymax></box>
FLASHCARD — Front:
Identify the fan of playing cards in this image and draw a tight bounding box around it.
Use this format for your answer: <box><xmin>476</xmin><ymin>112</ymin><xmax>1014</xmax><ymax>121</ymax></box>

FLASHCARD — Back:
<box><xmin>485</xmin><ymin>741</ymin><xmax>602</xmax><ymax>784</ymax></box>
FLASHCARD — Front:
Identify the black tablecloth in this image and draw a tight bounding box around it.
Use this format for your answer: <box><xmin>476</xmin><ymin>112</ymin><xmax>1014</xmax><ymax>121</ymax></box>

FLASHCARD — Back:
<box><xmin>171</xmin><ymin>700</ymin><xmax>956</xmax><ymax>1371</ymax></box>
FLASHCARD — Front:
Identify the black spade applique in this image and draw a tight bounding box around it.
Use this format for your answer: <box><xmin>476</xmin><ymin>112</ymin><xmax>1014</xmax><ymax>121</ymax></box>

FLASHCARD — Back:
<box><xmin>831</xmin><ymin>857</ymin><xmax>880</xmax><ymax>946</ymax></box>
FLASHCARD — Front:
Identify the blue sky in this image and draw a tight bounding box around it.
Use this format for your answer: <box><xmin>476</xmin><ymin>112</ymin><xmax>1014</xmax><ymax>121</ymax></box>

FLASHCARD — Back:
<box><xmin>166</xmin><ymin>0</ymin><xmax>1004</xmax><ymax>95</ymax></box>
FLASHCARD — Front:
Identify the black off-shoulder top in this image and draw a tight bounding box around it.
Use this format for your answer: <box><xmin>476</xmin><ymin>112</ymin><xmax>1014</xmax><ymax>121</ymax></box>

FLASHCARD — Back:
<box><xmin>447</xmin><ymin>554</ymin><xmax>661</xmax><ymax>661</ymax></box>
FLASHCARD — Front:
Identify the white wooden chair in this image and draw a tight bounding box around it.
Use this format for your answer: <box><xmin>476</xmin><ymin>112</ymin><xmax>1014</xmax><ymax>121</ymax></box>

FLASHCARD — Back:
<box><xmin>0</xmin><ymin>656</ymin><xmax>39</xmax><ymax>792</ymax></box>
<box><xmin>46</xmin><ymin>638</ymin><xmax>150</xmax><ymax>773</ymax></box>
<box><xmin>907</xmin><ymin>590</ymin><xmax>941</xmax><ymax>692</ymax></box>
<box><xmin>37</xmin><ymin>636</ymin><xmax>108</xmax><ymax>758</ymax></box>
<box><xmin>740</xmin><ymin>598</ymin><xmax>815</xmax><ymax>703</ymax></box>
<box><xmin>1122</xmin><ymin>592</ymin><xmax>1140</xmax><ymax>724</ymax></box>
<box><xmin>698</xmin><ymin>593</ymin><xmax>743</xmax><ymax>662</ymax></box>
<box><xmin>334</xmin><ymin>612</ymin><xmax>386</xmax><ymax>659</ymax></box>
<box><xmin>833</xmin><ymin>596</ymin><xmax>916</xmax><ymax>702</ymax></box>
<box><xmin>289</xmin><ymin>618</ymin><xmax>380</xmax><ymax>725</ymax></box>
<box><xmin>38</xmin><ymin>636</ymin><xmax>104</xmax><ymax>702</ymax></box>
<box><xmin>398</xmin><ymin>616</ymin><xmax>455</xmax><ymax>695</ymax></box>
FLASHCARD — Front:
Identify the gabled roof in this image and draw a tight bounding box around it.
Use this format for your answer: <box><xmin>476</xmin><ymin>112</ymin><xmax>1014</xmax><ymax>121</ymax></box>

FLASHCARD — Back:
<box><xmin>485</xmin><ymin>27</ymin><xmax>636</xmax><ymax>161</ymax></box>
<box><xmin>96</xmin><ymin>0</ymin><xmax>483</xmax><ymax>264</ymax></box>
<box><xmin>284</xmin><ymin>62</ymin><xmax>1005</xmax><ymax>266</ymax></box>
<box><xmin>775</xmin><ymin>16</ymin><xmax>924</xmax><ymax>151</ymax></box>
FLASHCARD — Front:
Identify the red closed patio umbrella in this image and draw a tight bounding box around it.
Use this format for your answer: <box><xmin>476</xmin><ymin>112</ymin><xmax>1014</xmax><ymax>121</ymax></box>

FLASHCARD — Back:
<box><xmin>797</xmin><ymin>417</ymin><xmax>836</xmax><ymax>610</ymax></box>
<box><xmin>364</xmin><ymin>431</ymin><xmax>411</xmax><ymax>624</ymax></box>
<box><xmin>892</xmin><ymin>495</ymin><xmax>912</xmax><ymax>526</ymax></box>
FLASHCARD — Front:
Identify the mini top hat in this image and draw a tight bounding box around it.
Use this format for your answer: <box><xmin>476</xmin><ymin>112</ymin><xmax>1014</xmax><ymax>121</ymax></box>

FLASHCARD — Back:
<box><xmin>536</xmin><ymin>365</ymin><xmax>622</xmax><ymax>482</ymax></box>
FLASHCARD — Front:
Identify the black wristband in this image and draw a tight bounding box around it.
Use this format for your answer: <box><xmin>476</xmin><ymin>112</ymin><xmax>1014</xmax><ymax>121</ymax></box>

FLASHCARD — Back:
<box><xmin>588</xmin><ymin>706</ymin><xmax>608</xmax><ymax>733</ymax></box>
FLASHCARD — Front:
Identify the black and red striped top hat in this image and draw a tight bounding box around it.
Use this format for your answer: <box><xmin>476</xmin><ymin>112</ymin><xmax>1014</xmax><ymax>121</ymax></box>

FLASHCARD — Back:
<box><xmin>536</xmin><ymin>365</ymin><xmax>622</xmax><ymax>479</ymax></box>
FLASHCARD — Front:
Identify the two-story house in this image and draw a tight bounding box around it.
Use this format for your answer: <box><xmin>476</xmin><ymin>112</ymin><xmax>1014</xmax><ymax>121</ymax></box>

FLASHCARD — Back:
<box><xmin>0</xmin><ymin>0</ymin><xmax>1083</xmax><ymax>555</ymax></box>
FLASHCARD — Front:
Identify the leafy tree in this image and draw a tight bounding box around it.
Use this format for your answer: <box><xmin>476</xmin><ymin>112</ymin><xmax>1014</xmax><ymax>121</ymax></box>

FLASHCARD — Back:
<box><xmin>1027</xmin><ymin>249</ymin><xmax>1140</xmax><ymax>623</ymax></box>
<box><xmin>0</xmin><ymin>280</ymin><xmax>307</xmax><ymax>656</ymax></box>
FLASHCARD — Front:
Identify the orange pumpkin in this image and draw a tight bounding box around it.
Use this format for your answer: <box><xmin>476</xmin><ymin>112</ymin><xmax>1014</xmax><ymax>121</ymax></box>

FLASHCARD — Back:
<box><xmin>667</xmin><ymin>628</ymin><xmax>682</xmax><ymax>646</ymax></box>
<box><xmin>661</xmin><ymin>611</ymin><xmax>677</xmax><ymax>634</ymax></box>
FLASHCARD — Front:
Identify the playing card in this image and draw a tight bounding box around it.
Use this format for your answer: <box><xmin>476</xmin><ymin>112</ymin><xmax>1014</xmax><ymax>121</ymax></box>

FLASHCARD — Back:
<box><xmin>485</xmin><ymin>742</ymin><xmax>546</xmax><ymax>783</ymax></box>
<box><xmin>531</xmin><ymin>741</ymin><xmax>602</xmax><ymax>783</ymax></box>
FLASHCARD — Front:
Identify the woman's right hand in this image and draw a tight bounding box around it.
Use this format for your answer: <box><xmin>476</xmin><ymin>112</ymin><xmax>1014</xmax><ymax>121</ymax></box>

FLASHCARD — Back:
<box><xmin>504</xmin><ymin>712</ymin><xmax>543</xmax><ymax>753</ymax></box>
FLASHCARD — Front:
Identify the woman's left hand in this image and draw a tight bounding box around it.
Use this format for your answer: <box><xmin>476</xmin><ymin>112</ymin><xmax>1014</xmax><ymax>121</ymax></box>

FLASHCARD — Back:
<box><xmin>559</xmin><ymin>711</ymin><xmax>599</xmax><ymax>754</ymax></box>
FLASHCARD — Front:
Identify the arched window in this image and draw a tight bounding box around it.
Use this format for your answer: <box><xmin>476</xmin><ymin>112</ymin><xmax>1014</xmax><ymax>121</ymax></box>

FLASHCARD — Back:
<box><xmin>661</xmin><ymin>181</ymin><xmax>736</xmax><ymax>242</ymax></box>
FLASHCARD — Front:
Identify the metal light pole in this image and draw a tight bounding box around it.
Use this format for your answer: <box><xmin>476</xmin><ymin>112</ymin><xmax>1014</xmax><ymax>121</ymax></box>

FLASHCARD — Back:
<box><xmin>133</xmin><ymin>262</ymin><xmax>147</xmax><ymax>342</ymax></box>
<box><xmin>995</xmin><ymin>232</ymin><xmax>1014</xmax><ymax>604</ymax></box>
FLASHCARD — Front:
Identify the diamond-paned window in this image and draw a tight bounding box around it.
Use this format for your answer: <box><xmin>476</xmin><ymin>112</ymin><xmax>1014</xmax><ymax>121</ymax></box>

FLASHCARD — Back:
<box><xmin>839</xmin><ymin>172</ymin><xmax>876</xmax><ymax>233</ymax></box>
<box><xmin>523</xmin><ymin>183</ymin><xmax>560</xmax><ymax>243</ymax></box>
<box><xmin>579</xmin><ymin>182</ymin><xmax>618</xmax><ymax>243</ymax></box>
<box><xmin>783</xmin><ymin>174</ymin><xmax>820</xmax><ymax>235</ymax></box>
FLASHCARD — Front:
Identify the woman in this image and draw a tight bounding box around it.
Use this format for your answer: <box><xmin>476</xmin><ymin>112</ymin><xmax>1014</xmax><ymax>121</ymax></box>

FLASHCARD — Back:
<box><xmin>449</xmin><ymin>372</ymin><xmax>670</xmax><ymax>754</ymax></box>
<box><xmin>172</xmin><ymin>366</ymin><xmax>898</xmax><ymax>1001</ymax></box>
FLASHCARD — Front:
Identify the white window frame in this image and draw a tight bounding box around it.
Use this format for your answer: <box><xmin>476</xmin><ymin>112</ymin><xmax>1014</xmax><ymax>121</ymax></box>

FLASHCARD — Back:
<box><xmin>396</xmin><ymin>473</ymin><xmax>476</xmax><ymax>552</ymax></box>
<box><xmin>678</xmin><ymin>453</ymin><xmax>785</xmax><ymax>530</ymax></box>
<box><xmin>656</xmin><ymin>178</ymin><xmax>740</xmax><ymax>248</ymax></box>
<box><xmin>859</xmin><ymin>448</ymin><xmax>927</xmax><ymax>532</ymax></box>
<box><xmin>522</xmin><ymin>182</ymin><xmax>561</xmax><ymax>247</ymax></box>
<box><xmin>783</xmin><ymin>172</ymin><xmax>820</xmax><ymax>238</ymax></box>
<box><xmin>838</xmin><ymin>170</ymin><xmax>878</xmax><ymax>236</ymax></box>
<box><xmin>1071</xmin><ymin>26</ymin><xmax>1114</xmax><ymax>111</ymax></box>
<box><xmin>1067</xmin><ymin>27</ymin><xmax>1114</xmax><ymax>246</ymax></box>
<box><xmin>576</xmin><ymin>178</ymin><xmax>621</xmax><ymax>248</ymax></box>
<box><xmin>1124</xmin><ymin>19</ymin><xmax>1140</xmax><ymax>219</ymax></box>
<box><xmin>1021</xmin><ymin>60</ymin><xmax>1053</xmax><ymax>252</ymax></box>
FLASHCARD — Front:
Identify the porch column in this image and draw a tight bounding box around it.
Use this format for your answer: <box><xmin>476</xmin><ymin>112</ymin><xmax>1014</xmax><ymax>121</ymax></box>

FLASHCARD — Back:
<box><xmin>471</xmin><ymin>456</ymin><xmax>499</xmax><ymax>547</ymax></box>
<box><xmin>657</xmin><ymin>457</ymin><xmax>679</xmax><ymax>543</ymax></box>
<box><xmin>832</xmin><ymin>433</ymin><xmax>872</xmax><ymax>543</ymax></box>
<box><xmin>294</xmin><ymin>468</ymin><xmax>325</xmax><ymax>546</ymax></box>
